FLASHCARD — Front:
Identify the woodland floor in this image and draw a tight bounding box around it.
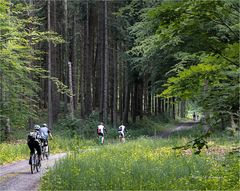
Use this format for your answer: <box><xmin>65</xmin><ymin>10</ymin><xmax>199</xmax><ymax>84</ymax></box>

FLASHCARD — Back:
<box><xmin>0</xmin><ymin>122</ymin><xmax>199</xmax><ymax>191</ymax></box>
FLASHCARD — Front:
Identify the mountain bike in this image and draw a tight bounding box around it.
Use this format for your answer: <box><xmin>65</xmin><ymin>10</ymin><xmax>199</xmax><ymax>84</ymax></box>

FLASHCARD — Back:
<box><xmin>30</xmin><ymin>150</ymin><xmax>41</xmax><ymax>174</ymax></box>
<box><xmin>41</xmin><ymin>140</ymin><xmax>50</xmax><ymax>160</ymax></box>
<box><xmin>98</xmin><ymin>134</ymin><xmax>104</xmax><ymax>145</ymax></box>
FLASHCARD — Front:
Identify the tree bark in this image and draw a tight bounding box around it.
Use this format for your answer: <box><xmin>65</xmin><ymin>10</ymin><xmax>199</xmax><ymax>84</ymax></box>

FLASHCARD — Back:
<box><xmin>52</xmin><ymin>0</ymin><xmax>60</xmax><ymax>122</ymax></box>
<box><xmin>48</xmin><ymin>0</ymin><xmax>53</xmax><ymax>129</ymax></box>
<box><xmin>84</xmin><ymin>1</ymin><xmax>93</xmax><ymax>117</ymax></box>
<box><xmin>68</xmin><ymin>61</ymin><xmax>74</xmax><ymax>119</ymax></box>
<box><xmin>113</xmin><ymin>43</ymin><xmax>118</xmax><ymax>128</ymax></box>
<box><xmin>103</xmin><ymin>1</ymin><xmax>108</xmax><ymax>123</ymax></box>
<box><xmin>63</xmin><ymin>0</ymin><xmax>68</xmax><ymax>115</ymax></box>
<box><xmin>123</xmin><ymin>64</ymin><xmax>129</xmax><ymax>124</ymax></box>
<box><xmin>172</xmin><ymin>97</ymin><xmax>176</xmax><ymax>120</ymax></box>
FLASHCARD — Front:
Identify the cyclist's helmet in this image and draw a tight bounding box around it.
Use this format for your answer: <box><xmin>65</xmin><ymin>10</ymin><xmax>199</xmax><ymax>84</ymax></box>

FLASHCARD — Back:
<box><xmin>34</xmin><ymin>124</ymin><xmax>40</xmax><ymax>130</ymax></box>
<box><xmin>42</xmin><ymin>123</ymin><xmax>47</xmax><ymax>127</ymax></box>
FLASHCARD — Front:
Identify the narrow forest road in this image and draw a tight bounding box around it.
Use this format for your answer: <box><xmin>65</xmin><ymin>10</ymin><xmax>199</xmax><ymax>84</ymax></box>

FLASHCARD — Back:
<box><xmin>159</xmin><ymin>121</ymin><xmax>199</xmax><ymax>138</ymax></box>
<box><xmin>0</xmin><ymin>153</ymin><xmax>66</xmax><ymax>191</ymax></box>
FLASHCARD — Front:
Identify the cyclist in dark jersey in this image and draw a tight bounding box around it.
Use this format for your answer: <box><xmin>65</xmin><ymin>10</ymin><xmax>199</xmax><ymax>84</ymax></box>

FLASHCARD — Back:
<box><xmin>27</xmin><ymin>125</ymin><xmax>41</xmax><ymax>164</ymax></box>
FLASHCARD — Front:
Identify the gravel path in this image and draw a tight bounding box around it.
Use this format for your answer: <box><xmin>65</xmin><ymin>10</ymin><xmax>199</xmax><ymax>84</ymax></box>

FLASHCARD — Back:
<box><xmin>0</xmin><ymin>153</ymin><xmax>66</xmax><ymax>191</ymax></box>
<box><xmin>159</xmin><ymin>121</ymin><xmax>199</xmax><ymax>138</ymax></box>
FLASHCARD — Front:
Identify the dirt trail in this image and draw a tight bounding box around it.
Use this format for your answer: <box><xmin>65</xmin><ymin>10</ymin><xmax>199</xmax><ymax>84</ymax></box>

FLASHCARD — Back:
<box><xmin>159</xmin><ymin>121</ymin><xmax>199</xmax><ymax>138</ymax></box>
<box><xmin>0</xmin><ymin>153</ymin><xmax>66</xmax><ymax>191</ymax></box>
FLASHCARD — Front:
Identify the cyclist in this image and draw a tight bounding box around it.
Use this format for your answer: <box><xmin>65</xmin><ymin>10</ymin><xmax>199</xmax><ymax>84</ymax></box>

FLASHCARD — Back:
<box><xmin>97</xmin><ymin>122</ymin><xmax>107</xmax><ymax>144</ymax></box>
<box><xmin>118</xmin><ymin>123</ymin><xmax>126</xmax><ymax>143</ymax></box>
<box><xmin>27</xmin><ymin>125</ymin><xmax>42</xmax><ymax>164</ymax></box>
<box><xmin>39</xmin><ymin>123</ymin><xmax>53</xmax><ymax>151</ymax></box>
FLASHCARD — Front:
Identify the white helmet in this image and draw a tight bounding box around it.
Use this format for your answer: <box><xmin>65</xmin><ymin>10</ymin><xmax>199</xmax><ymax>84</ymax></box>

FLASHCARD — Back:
<box><xmin>42</xmin><ymin>123</ymin><xmax>47</xmax><ymax>127</ymax></box>
<box><xmin>34</xmin><ymin>124</ymin><xmax>40</xmax><ymax>130</ymax></box>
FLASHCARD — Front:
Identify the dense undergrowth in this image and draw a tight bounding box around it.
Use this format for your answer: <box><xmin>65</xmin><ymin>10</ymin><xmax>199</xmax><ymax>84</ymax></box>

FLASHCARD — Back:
<box><xmin>0</xmin><ymin>115</ymin><xmax>172</xmax><ymax>165</ymax></box>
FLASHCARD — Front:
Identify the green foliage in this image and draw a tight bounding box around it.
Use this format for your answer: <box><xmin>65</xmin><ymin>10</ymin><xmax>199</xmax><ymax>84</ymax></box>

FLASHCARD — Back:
<box><xmin>173</xmin><ymin>132</ymin><xmax>210</xmax><ymax>154</ymax></box>
<box><xmin>0</xmin><ymin>135</ymin><xmax>95</xmax><ymax>165</ymax></box>
<box><xmin>55</xmin><ymin>112</ymin><xmax>100</xmax><ymax>138</ymax></box>
<box><xmin>41</xmin><ymin>138</ymin><xmax>239</xmax><ymax>190</ymax></box>
<box><xmin>0</xmin><ymin>1</ymin><xmax>63</xmax><ymax>128</ymax></box>
<box><xmin>0</xmin><ymin>141</ymin><xmax>29</xmax><ymax>165</ymax></box>
<box><xmin>127</xmin><ymin>116</ymin><xmax>176</xmax><ymax>137</ymax></box>
<box><xmin>128</xmin><ymin>0</ymin><xmax>239</xmax><ymax>128</ymax></box>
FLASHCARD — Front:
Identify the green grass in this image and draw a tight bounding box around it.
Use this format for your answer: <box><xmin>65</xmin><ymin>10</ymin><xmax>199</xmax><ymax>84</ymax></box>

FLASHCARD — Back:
<box><xmin>0</xmin><ymin>142</ymin><xmax>29</xmax><ymax>165</ymax></box>
<box><xmin>40</xmin><ymin>137</ymin><xmax>239</xmax><ymax>190</ymax></box>
<box><xmin>0</xmin><ymin>135</ymin><xmax>96</xmax><ymax>165</ymax></box>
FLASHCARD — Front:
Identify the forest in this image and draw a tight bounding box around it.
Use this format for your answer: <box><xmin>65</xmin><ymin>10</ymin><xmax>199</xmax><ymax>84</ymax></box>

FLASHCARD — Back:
<box><xmin>0</xmin><ymin>0</ymin><xmax>239</xmax><ymax>190</ymax></box>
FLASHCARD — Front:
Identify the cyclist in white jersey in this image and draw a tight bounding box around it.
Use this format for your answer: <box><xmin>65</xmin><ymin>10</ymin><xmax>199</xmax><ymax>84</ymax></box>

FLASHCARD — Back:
<box><xmin>97</xmin><ymin>122</ymin><xmax>107</xmax><ymax>144</ymax></box>
<box><xmin>118</xmin><ymin>123</ymin><xmax>126</xmax><ymax>143</ymax></box>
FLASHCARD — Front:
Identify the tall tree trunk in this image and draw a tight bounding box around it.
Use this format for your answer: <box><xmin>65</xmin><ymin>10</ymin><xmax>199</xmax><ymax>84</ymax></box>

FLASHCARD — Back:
<box><xmin>98</xmin><ymin>1</ymin><xmax>104</xmax><ymax>122</ymax></box>
<box><xmin>132</xmin><ymin>83</ymin><xmax>137</xmax><ymax>123</ymax></box>
<box><xmin>27</xmin><ymin>0</ymin><xmax>34</xmax><ymax>129</ymax></box>
<box><xmin>84</xmin><ymin>1</ymin><xmax>92</xmax><ymax>117</ymax></box>
<box><xmin>164</xmin><ymin>98</ymin><xmax>168</xmax><ymax>118</ymax></box>
<box><xmin>109</xmin><ymin>42</ymin><xmax>114</xmax><ymax>126</ymax></box>
<box><xmin>180</xmin><ymin>101</ymin><xmax>185</xmax><ymax>118</ymax></box>
<box><xmin>103</xmin><ymin>1</ymin><xmax>108</xmax><ymax>123</ymax></box>
<box><xmin>80</xmin><ymin>23</ymin><xmax>85</xmax><ymax>118</ymax></box>
<box><xmin>148</xmin><ymin>83</ymin><xmax>151</xmax><ymax>116</ymax></box>
<box><xmin>143</xmin><ymin>76</ymin><xmax>148</xmax><ymax>115</ymax></box>
<box><xmin>172</xmin><ymin>97</ymin><xmax>176</xmax><ymax>120</ymax></box>
<box><xmin>123</xmin><ymin>64</ymin><xmax>129</xmax><ymax>124</ymax></box>
<box><xmin>203</xmin><ymin>80</ymin><xmax>210</xmax><ymax>131</ymax></box>
<box><xmin>63</xmin><ymin>0</ymin><xmax>68</xmax><ymax>115</ymax></box>
<box><xmin>72</xmin><ymin>11</ymin><xmax>78</xmax><ymax>110</ymax></box>
<box><xmin>119</xmin><ymin>54</ymin><xmax>123</xmax><ymax>122</ymax></box>
<box><xmin>68</xmin><ymin>61</ymin><xmax>74</xmax><ymax>119</ymax></box>
<box><xmin>48</xmin><ymin>0</ymin><xmax>53</xmax><ymax>129</ymax></box>
<box><xmin>139</xmin><ymin>82</ymin><xmax>143</xmax><ymax>120</ymax></box>
<box><xmin>113</xmin><ymin>43</ymin><xmax>118</xmax><ymax>128</ymax></box>
<box><xmin>52</xmin><ymin>0</ymin><xmax>60</xmax><ymax>122</ymax></box>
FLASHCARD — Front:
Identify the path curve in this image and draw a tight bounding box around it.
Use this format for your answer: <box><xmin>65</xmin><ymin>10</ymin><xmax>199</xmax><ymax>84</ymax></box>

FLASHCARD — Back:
<box><xmin>159</xmin><ymin>121</ymin><xmax>199</xmax><ymax>138</ymax></box>
<box><xmin>0</xmin><ymin>153</ymin><xmax>66</xmax><ymax>191</ymax></box>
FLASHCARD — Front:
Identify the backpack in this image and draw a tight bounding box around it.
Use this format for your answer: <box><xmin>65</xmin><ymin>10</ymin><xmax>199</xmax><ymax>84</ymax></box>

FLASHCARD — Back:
<box><xmin>27</xmin><ymin>132</ymin><xmax>37</xmax><ymax>142</ymax></box>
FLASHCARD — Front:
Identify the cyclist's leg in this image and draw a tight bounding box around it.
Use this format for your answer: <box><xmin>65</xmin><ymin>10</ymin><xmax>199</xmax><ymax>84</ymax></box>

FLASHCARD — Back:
<box><xmin>122</xmin><ymin>132</ymin><xmax>125</xmax><ymax>143</ymax></box>
<box><xmin>102</xmin><ymin>135</ymin><xmax>104</xmax><ymax>144</ymax></box>
<box><xmin>45</xmin><ymin>139</ymin><xmax>49</xmax><ymax>152</ymax></box>
<box><xmin>118</xmin><ymin>131</ymin><xmax>121</xmax><ymax>142</ymax></box>
<box><xmin>119</xmin><ymin>132</ymin><xmax>123</xmax><ymax>143</ymax></box>
<box><xmin>34</xmin><ymin>141</ymin><xmax>42</xmax><ymax>164</ymax></box>
<box><xmin>98</xmin><ymin>133</ymin><xmax>103</xmax><ymax>144</ymax></box>
<box><xmin>27</xmin><ymin>141</ymin><xmax>34</xmax><ymax>164</ymax></box>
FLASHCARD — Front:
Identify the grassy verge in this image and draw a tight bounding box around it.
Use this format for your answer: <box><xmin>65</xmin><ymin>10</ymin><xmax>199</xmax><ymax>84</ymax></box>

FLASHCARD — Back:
<box><xmin>0</xmin><ymin>135</ymin><xmax>95</xmax><ymax>165</ymax></box>
<box><xmin>40</xmin><ymin>136</ymin><xmax>239</xmax><ymax>190</ymax></box>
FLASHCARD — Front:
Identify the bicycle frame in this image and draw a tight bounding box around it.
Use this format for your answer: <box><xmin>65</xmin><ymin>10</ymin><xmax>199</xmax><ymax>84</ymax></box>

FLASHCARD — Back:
<box><xmin>30</xmin><ymin>150</ymin><xmax>40</xmax><ymax>174</ymax></box>
<box><xmin>99</xmin><ymin>135</ymin><xmax>104</xmax><ymax>145</ymax></box>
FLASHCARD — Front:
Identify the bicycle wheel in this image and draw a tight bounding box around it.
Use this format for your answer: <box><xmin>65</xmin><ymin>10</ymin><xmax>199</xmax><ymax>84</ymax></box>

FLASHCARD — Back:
<box><xmin>43</xmin><ymin>145</ymin><xmax>50</xmax><ymax>159</ymax></box>
<box><xmin>46</xmin><ymin>145</ymin><xmax>50</xmax><ymax>159</ymax></box>
<box><xmin>42</xmin><ymin>146</ymin><xmax>46</xmax><ymax>160</ymax></box>
<box><xmin>30</xmin><ymin>154</ymin><xmax>36</xmax><ymax>174</ymax></box>
<box><xmin>35</xmin><ymin>155</ymin><xmax>40</xmax><ymax>172</ymax></box>
<box><xmin>99</xmin><ymin>136</ymin><xmax>102</xmax><ymax>144</ymax></box>
<box><xmin>30</xmin><ymin>155</ymin><xmax>34</xmax><ymax>174</ymax></box>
